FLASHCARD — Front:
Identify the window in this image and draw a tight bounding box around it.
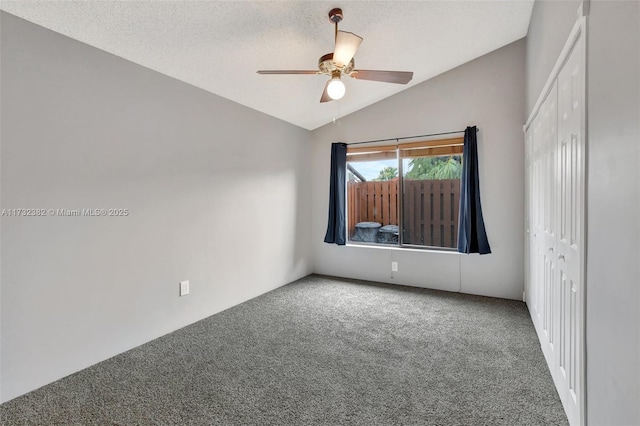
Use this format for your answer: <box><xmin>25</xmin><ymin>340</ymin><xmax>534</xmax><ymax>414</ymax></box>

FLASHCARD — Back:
<box><xmin>346</xmin><ymin>137</ymin><xmax>463</xmax><ymax>250</ymax></box>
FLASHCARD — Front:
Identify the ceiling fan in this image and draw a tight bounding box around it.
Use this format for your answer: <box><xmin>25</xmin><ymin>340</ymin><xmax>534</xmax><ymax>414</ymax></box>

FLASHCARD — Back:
<box><xmin>257</xmin><ymin>8</ymin><xmax>413</xmax><ymax>103</ymax></box>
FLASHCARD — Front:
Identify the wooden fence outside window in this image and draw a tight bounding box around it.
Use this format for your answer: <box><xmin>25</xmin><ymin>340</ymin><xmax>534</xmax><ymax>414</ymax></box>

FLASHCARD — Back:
<box><xmin>347</xmin><ymin>179</ymin><xmax>461</xmax><ymax>248</ymax></box>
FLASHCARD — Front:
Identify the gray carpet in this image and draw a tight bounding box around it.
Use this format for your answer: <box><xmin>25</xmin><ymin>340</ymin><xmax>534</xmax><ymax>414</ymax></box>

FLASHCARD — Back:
<box><xmin>1</xmin><ymin>274</ymin><xmax>568</xmax><ymax>425</ymax></box>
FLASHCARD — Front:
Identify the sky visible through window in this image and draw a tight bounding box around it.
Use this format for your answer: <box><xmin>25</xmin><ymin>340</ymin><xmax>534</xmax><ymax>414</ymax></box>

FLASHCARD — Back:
<box><xmin>349</xmin><ymin>159</ymin><xmax>397</xmax><ymax>180</ymax></box>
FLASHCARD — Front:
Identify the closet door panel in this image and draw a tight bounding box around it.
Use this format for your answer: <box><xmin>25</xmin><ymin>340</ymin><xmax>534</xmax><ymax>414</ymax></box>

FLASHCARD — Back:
<box><xmin>530</xmin><ymin>111</ymin><xmax>544</xmax><ymax>325</ymax></box>
<box><xmin>556</xmin><ymin>40</ymin><xmax>584</xmax><ymax>424</ymax></box>
<box><xmin>529</xmin><ymin>83</ymin><xmax>558</xmax><ymax>368</ymax></box>
<box><xmin>543</xmin><ymin>82</ymin><xmax>558</xmax><ymax>358</ymax></box>
<box><xmin>524</xmin><ymin>128</ymin><xmax>532</xmax><ymax>304</ymax></box>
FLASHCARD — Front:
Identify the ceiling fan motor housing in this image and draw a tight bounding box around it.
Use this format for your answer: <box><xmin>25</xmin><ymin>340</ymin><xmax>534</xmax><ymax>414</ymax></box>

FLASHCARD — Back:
<box><xmin>318</xmin><ymin>53</ymin><xmax>354</xmax><ymax>75</ymax></box>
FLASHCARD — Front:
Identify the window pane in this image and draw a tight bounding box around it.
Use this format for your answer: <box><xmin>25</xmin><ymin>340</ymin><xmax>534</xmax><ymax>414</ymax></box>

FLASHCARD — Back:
<box><xmin>347</xmin><ymin>158</ymin><xmax>399</xmax><ymax>245</ymax></box>
<box><xmin>401</xmin><ymin>155</ymin><xmax>462</xmax><ymax>248</ymax></box>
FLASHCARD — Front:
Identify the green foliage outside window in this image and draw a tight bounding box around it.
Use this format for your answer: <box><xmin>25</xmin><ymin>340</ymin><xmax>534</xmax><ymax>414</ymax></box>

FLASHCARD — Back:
<box><xmin>405</xmin><ymin>156</ymin><xmax>462</xmax><ymax>180</ymax></box>
<box><xmin>373</xmin><ymin>166</ymin><xmax>398</xmax><ymax>181</ymax></box>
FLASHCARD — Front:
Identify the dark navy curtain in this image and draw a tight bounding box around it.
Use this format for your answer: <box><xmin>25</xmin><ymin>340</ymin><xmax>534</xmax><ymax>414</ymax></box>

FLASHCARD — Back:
<box><xmin>457</xmin><ymin>126</ymin><xmax>491</xmax><ymax>254</ymax></box>
<box><xmin>324</xmin><ymin>143</ymin><xmax>347</xmax><ymax>245</ymax></box>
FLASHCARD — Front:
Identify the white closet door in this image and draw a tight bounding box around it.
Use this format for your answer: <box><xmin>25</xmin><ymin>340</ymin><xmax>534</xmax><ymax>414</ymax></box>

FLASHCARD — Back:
<box><xmin>525</xmin><ymin>22</ymin><xmax>585</xmax><ymax>426</ymax></box>
<box><xmin>555</xmin><ymin>39</ymin><xmax>585</xmax><ymax>425</ymax></box>
<box><xmin>528</xmin><ymin>107</ymin><xmax>542</xmax><ymax>322</ymax></box>
<box><xmin>530</xmin><ymin>82</ymin><xmax>559</xmax><ymax>369</ymax></box>
<box><xmin>542</xmin><ymin>82</ymin><xmax>558</xmax><ymax>364</ymax></box>
<box><xmin>524</xmin><ymin>127</ymin><xmax>532</xmax><ymax>304</ymax></box>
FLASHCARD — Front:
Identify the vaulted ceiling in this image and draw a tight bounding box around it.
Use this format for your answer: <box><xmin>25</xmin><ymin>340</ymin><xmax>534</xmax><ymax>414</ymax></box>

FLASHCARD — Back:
<box><xmin>0</xmin><ymin>1</ymin><xmax>534</xmax><ymax>130</ymax></box>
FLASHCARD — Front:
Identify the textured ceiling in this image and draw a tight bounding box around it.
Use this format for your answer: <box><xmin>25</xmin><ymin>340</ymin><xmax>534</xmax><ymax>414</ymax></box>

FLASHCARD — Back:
<box><xmin>0</xmin><ymin>1</ymin><xmax>534</xmax><ymax>130</ymax></box>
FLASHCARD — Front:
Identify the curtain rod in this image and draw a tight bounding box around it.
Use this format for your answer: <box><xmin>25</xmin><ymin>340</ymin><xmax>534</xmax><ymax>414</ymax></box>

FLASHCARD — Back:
<box><xmin>345</xmin><ymin>128</ymin><xmax>479</xmax><ymax>146</ymax></box>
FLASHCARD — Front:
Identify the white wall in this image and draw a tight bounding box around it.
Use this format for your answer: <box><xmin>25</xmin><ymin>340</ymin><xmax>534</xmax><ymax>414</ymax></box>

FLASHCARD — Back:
<box><xmin>0</xmin><ymin>12</ymin><xmax>312</xmax><ymax>402</ymax></box>
<box><xmin>585</xmin><ymin>2</ymin><xmax>640</xmax><ymax>424</ymax></box>
<box><xmin>525</xmin><ymin>0</ymin><xmax>582</xmax><ymax>114</ymax></box>
<box><xmin>311</xmin><ymin>39</ymin><xmax>526</xmax><ymax>300</ymax></box>
<box><xmin>526</xmin><ymin>1</ymin><xmax>640</xmax><ymax>424</ymax></box>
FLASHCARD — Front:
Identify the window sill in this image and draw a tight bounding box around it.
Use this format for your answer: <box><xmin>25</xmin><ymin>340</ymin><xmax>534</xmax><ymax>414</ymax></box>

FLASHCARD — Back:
<box><xmin>345</xmin><ymin>242</ymin><xmax>460</xmax><ymax>255</ymax></box>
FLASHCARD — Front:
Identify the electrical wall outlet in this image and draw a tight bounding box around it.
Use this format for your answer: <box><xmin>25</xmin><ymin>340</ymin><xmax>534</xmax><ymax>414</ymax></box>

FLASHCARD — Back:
<box><xmin>391</xmin><ymin>261</ymin><xmax>398</xmax><ymax>272</ymax></box>
<box><xmin>179</xmin><ymin>280</ymin><xmax>190</xmax><ymax>296</ymax></box>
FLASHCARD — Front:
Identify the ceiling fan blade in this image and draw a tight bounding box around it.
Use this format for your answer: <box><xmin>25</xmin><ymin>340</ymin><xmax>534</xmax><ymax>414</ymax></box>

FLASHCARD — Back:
<box><xmin>351</xmin><ymin>70</ymin><xmax>413</xmax><ymax>84</ymax></box>
<box><xmin>320</xmin><ymin>80</ymin><xmax>332</xmax><ymax>103</ymax></box>
<box><xmin>333</xmin><ymin>31</ymin><xmax>363</xmax><ymax>67</ymax></box>
<box><xmin>257</xmin><ymin>70</ymin><xmax>318</xmax><ymax>75</ymax></box>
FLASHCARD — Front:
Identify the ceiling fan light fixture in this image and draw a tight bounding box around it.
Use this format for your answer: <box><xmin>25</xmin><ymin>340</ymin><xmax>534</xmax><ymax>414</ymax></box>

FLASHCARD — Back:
<box><xmin>333</xmin><ymin>31</ymin><xmax>363</xmax><ymax>67</ymax></box>
<box><xmin>327</xmin><ymin>75</ymin><xmax>345</xmax><ymax>100</ymax></box>
<box><xmin>257</xmin><ymin>8</ymin><xmax>414</xmax><ymax>104</ymax></box>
